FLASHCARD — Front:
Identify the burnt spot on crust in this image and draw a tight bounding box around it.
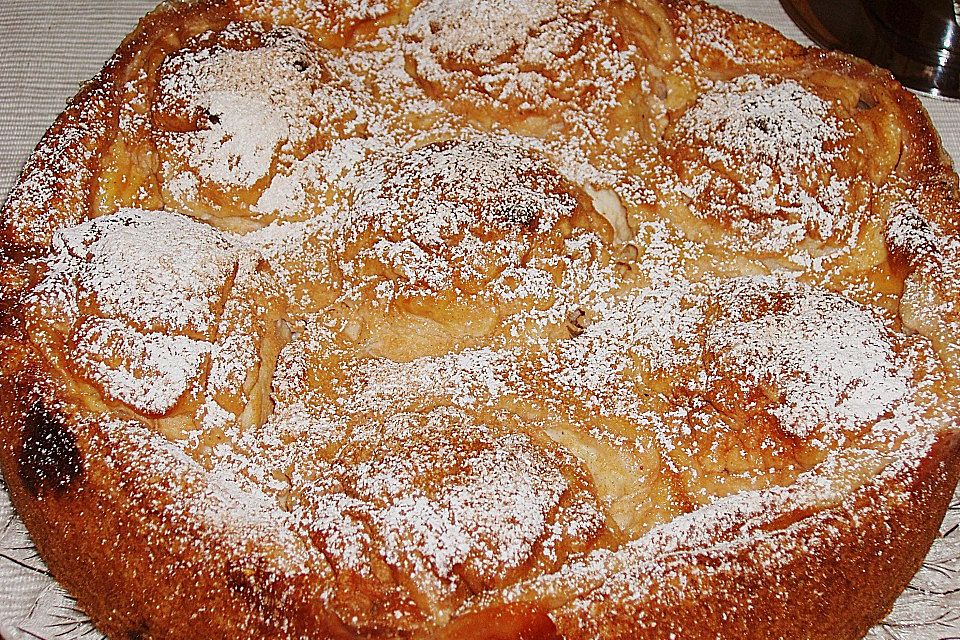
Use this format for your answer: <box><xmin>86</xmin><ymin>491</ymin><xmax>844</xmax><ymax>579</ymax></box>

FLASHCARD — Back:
<box><xmin>17</xmin><ymin>400</ymin><xmax>83</xmax><ymax>498</ymax></box>
<box><xmin>223</xmin><ymin>558</ymin><xmax>323</xmax><ymax>636</ymax></box>
<box><xmin>126</xmin><ymin>625</ymin><xmax>149</xmax><ymax>640</ymax></box>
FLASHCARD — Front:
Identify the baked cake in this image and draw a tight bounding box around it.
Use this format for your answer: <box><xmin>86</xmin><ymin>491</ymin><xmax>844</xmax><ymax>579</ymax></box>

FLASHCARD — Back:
<box><xmin>1</xmin><ymin>0</ymin><xmax>959</xmax><ymax>638</ymax></box>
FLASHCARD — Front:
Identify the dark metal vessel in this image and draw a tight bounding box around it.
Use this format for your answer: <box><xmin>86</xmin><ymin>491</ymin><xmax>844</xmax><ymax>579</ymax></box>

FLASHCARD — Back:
<box><xmin>780</xmin><ymin>0</ymin><xmax>960</xmax><ymax>99</ymax></box>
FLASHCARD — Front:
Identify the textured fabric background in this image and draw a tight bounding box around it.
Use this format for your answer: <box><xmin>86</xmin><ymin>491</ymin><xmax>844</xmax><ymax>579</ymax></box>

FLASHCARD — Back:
<box><xmin>0</xmin><ymin>1</ymin><xmax>156</xmax><ymax>201</ymax></box>
<box><xmin>0</xmin><ymin>2</ymin><xmax>958</xmax><ymax>640</ymax></box>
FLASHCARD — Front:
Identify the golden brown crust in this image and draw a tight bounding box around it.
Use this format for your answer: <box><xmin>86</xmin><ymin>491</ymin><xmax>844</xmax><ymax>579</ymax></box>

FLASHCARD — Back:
<box><xmin>2</xmin><ymin>0</ymin><xmax>960</xmax><ymax>639</ymax></box>
<box><xmin>544</xmin><ymin>432</ymin><xmax>960</xmax><ymax>640</ymax></box>
<box><xmin>0</xmin><ymin>340</ymin><xmax>344</xmax><ymax>639</ymax></box>
<box><xmin>0</xmin><ymin>72</ymin><xmax>118</xmax><ymax>250</ymax></box>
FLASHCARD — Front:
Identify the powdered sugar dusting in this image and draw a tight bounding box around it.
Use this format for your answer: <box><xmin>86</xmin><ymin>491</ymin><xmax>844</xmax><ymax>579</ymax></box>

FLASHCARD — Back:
<box><xmin>26</xmin><ymin>209</ymin><xmax>273</xmax><ymax>419</ymax></box>
<box><xmin>290</xmin><ymin>408</ymin><xmax>606</xmax><ymax>613</ymax></box>
<box><xmin>403</xmin><ymin>0</ymin><xmax>640</xmax><ymax>114</ymax></box>
<box><xmin>407</xmin><ymin>0</ymin><xmax>570</xmax><ymax>66</ymax></box>
<box><xmin>6</xmin><ymin>0</ymin><xmax>959</xmax><ymax>636</ymax></box>
<box><xmin>335</xmin><ymin>137</ymin><xmax>590</xmax><ymax>300</ymax></box>
<box><xmin>70</xmin><ymin>317</ymin><xmax>211</xmax><ymax>415</ymax></box>
<box><xmin>704</xmin><ymin>276</ymin><xmax>912</xmax><ymax>440</ymax></box>
<box><xmin>155</xmin><ymin>21</ymin><xmax>366</xmax><ymax>207</ymax></box>
<box><xmin>678</xmin><ymin>75</ymin><xmax>847</xmax><ymax>170</ymax></box>
<box><xmin>51</xmin><ymin>209</ymin><xmax>240</xmax><ymax>335</ymax></box>
<box><xmin>666</xmin><ymin>75</ymin><xmax>865</xmax><ymax>257</ymax></box>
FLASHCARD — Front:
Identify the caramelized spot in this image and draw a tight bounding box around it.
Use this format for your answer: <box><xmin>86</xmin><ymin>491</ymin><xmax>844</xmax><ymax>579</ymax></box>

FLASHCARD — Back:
<box><xmin>125</xmin><ymin>625</ymin><xmax>149</xmax><ymax>640</ymax></box>
<box><xmin>17</xmin><ymin>400</ymin><xmax>83</xmax><ymax>497</ymax></box>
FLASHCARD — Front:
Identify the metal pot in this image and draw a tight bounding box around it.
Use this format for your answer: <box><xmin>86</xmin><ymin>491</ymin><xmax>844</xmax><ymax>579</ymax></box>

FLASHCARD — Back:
<box><xmin>780</xmin><ymin>0</ymin><xmax>960</xmax><ymax>99</ymax></box>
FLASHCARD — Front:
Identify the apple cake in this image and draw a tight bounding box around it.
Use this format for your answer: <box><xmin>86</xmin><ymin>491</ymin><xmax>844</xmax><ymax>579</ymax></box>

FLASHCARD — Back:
<box><xmin>1</xmin><ymin>0</ymin><xmax>959</xmax><ymax>638</ymax></box>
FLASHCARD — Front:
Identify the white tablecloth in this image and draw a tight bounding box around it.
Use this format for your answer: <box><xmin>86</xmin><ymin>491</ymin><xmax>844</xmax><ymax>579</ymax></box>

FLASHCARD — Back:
<box><xmin>0</xmin><ymin>2</ymin><xmax>958</xmax><ymax>639</ymax></box>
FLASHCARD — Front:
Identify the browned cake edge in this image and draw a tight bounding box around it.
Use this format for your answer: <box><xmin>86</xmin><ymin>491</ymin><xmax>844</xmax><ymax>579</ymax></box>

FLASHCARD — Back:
<box><xmin>2</xmin><ymin>348</ymin><xmax>958</xmax><ymax>640</ymax></box>
<box><xmin>1</xmin><ymin>1</ymin><xmax>960</xmax><ymax>639</ymax></box>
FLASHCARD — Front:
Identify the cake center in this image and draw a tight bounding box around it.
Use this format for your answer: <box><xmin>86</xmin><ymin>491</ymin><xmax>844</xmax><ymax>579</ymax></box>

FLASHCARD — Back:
<box><xmin>334</xmin><ymin>136</ymin><xmax>612</xmax><ymax>301</ymax></box>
